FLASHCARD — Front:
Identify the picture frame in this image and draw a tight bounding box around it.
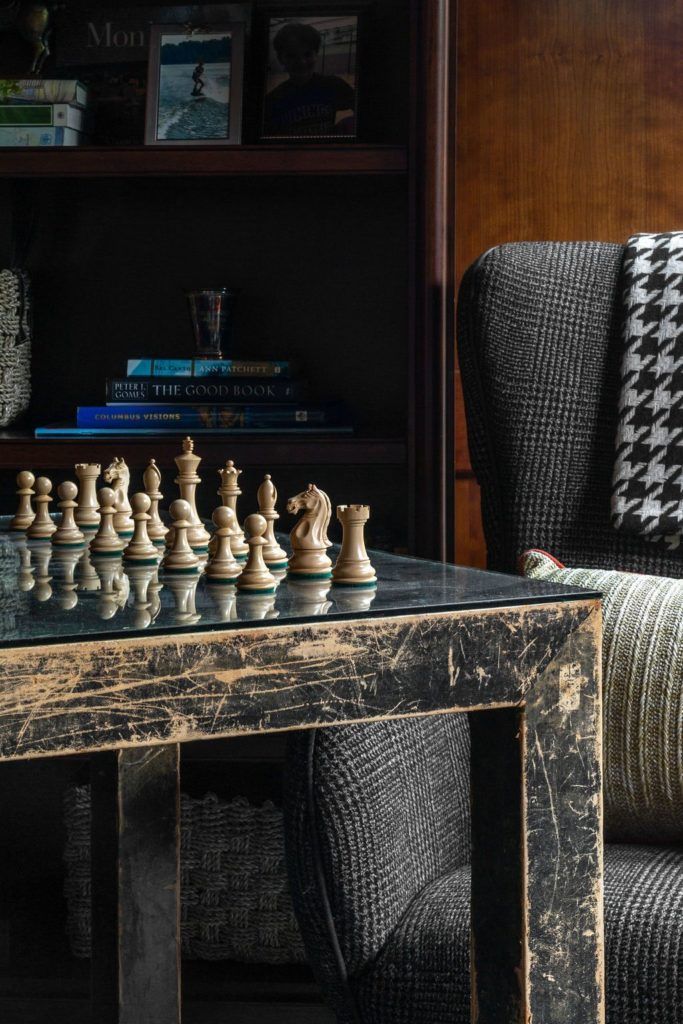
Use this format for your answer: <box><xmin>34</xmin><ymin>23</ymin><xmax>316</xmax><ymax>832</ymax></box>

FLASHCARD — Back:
<box><xmin>258</xmin><ymin>7</ymin><xmax>363</xmax><ymax>141</ymax></box>
<box><xmin>144</xmin><ymin>23</ymin><xmax>245</xmax><ymax>146</ymax></box>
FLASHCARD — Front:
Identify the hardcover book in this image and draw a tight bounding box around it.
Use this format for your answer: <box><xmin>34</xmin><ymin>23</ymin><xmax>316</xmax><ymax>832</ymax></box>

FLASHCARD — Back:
<box><xmin>35</xmin><ymin>424</ymin><xmax>353</xmax><ymax>438</ymax></box>
<box><xmin>76</xmin><ymin>402</ymin><xmax>344</xmax><ymax>429</ymax></box>
<box><xmin>107</xmin><ymin>377</ymin><xmax>304</xmax><ymax>403</ymax></box>
<box><xmin>126</xmin><ymin>358</ymin><xmax>291</xmax><ymax>378</ymax></box>
<box><xmin>0</xmin><ymin>79</ymin><xmax>88</xmax><ymax>106</ymax></box>
<box><xmin>0</xmin><ymin>104</ymin><xmax>87</xmax><ymax>131</ymax></box>
<box><xmin>0</xmin><ymin>126</ymin><xmax>84</xmax><ymax>146</ymax></box>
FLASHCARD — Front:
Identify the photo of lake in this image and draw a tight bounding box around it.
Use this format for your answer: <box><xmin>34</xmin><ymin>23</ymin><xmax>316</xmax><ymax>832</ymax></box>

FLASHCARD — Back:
<box><xmin>156</xmin><ymin>32</ymin><xmax>232</xmax><ymax>141</ymax></box>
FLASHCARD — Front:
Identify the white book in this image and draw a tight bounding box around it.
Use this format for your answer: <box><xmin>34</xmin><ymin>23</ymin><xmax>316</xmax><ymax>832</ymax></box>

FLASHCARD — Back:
<box><xmin>0</xmin><ymin>104</ymin><xmax>87</xmax><ymax>131</ymax></box>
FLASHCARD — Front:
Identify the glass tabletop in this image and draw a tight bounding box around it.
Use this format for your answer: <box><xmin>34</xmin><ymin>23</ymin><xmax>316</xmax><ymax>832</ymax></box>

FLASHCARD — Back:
<box><xmin>0</xmin><ymin>521</ymin><xmax>598</xmax><ymax>648</ymax></box>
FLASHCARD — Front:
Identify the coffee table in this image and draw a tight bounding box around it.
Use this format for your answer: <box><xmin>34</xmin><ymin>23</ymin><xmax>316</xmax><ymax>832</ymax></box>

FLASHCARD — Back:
<box><xmin>0</xmin><ymin>526</ymin><xmax>603</xmax><ymax>1023</ymax></box>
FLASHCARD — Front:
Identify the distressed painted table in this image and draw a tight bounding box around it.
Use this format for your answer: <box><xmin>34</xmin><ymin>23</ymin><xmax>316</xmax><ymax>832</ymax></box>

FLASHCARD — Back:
<box><xmin>0</xmin><ymin>528</ymin><xmax>604</xmax><ymax>1024</ymax></box>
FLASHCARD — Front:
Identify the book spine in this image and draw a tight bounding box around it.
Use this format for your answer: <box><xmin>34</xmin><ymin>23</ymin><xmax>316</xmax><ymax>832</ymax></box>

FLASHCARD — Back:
<box><xmin>76</xmin><ymin>404</ymin><xmax>339</xmax><ymax>428</ymax></box>
<box><xmin>5</xmin><ymin>80</ymin><xmax>88</xmax><ymax>106</ymax></box>
<box><xmin>0</xmin><ymin>103</ymin><xmax>86</xmax><ymax>130</ymax></box>
<box><xmin>126</xmin><ymin>358</ymin><xmax>291</xmax><ymax>378</ymax></box>
<box><xmin>0</xmin><ymin>126</ymin><xmax>84</xmax><ymax>146</ymax></box>
<box><xmin>106</xmin><ymin>378</ymin><xmax>304</xmax><ymax>403</ymax></box>
<box><xmin>35</xmin><ymin>425</ymin><xmax>353</xmax><ymax>438</ymax></box>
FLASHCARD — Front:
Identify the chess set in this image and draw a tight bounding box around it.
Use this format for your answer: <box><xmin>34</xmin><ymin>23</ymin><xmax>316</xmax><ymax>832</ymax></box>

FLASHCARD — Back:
<box><xmin>3</xmin><ymin>436</ymin><xmax>378</xmax><ymax>629</ymax></box>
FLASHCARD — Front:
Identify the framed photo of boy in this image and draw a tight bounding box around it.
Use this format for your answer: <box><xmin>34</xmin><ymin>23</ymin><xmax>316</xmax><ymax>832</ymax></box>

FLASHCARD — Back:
<box><xmin>145</xmin><ymin>23</ymin><xmax>245</xmax><ymax>145</ymax></box>
<box><xmin>260</xmin><ymin>10</ymin><xmax>361</xmax><ymax>140</ymax></box>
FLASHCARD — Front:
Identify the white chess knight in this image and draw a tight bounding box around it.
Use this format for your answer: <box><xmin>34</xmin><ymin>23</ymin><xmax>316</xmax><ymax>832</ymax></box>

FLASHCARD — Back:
<box><xmin>286</xmin><ymin>483</ymin><xmax>333</xmax><ymax>579</ymax></box>
<box><xmin>103</xmin><ymin>457</ymin><xmax>134</xmax><ymax>536</ymax></box>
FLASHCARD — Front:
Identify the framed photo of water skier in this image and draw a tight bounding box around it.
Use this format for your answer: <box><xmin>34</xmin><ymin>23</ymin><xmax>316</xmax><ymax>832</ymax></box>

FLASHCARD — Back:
<box><xmin>259</xmin><ymin>9</ymin><xmax>362</xmax><ymax>140</ymax></box>
<box><xmin>145</xmin><ymin>23</ymin><xmax>245</xmax><ymax>145</ymax></box>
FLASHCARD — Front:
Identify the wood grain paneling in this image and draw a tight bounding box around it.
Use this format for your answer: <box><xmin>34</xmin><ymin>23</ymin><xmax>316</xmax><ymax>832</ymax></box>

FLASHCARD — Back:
<box><xmin>455</xmin><ymin>0</ymin><xmax>683</xmax><ymax>566</ymax></box>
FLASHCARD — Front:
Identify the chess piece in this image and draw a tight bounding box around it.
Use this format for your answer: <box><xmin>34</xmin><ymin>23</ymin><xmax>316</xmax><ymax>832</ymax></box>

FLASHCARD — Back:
<box><xmin>236</xmin><ymin>514</ymin><xmax>276</xmax><ymax>593</ymax></box>
<box><xmin>127</xmin><ymin>563</ymin><xmax>159</xmax><ymax>629</ymax></box>
<box><xmin>10</xmin><ymin>471</ymin><xmax>35</xmax><ymax>531</ymax></box>
<box><xmin>174</xmin><ymin>437</ymin><xmax>210</xmax><ymax>550</ymax></box>
<box><xmin>52</xmin><ymin>482</ymin><xmax>86</xmax><ymax>548</ymax></box>
<box><xmin>332</xmin><ymin>505</ymin><xmax>377</xmax><ymax>587</ymax></box>
<box><xmin>27</xmin><ymin>476</ymin><xmax>57</xmax><ymax>539</ymax></box>
<box><xmin>236</xmin><ymin>590</ymin><xmax>279</xmax><ymax>621</ymax></box>
<box><xmin>286</xmin><ymin>483</ymin><xmax>333</xmax><ymax>580</ymax></box>
<box><xmin>257</xmin><ymin>475</ymin><xmax>288</xmax><ymax>568</ymax></box>
<box><xmin>90</xmin><ymin>488</ymin><xmax>125</xmax><ymax>557</ymax></box>
<box><xmin>286</xmin><ymin>578</ymin><xmax>332</xmax><ymax>616</ymax></box>
<box><xmin>74</xmin><ymin>463</ymin><xmax>101</xmax><ymax>531</ymax></box>
<box><xmin>91</xmin><ymin>556</ymin><xmax>122</xmax><ymax>620</ymax></box>
<box><xmin>76</xmin><ymin>548</ymin><xmax>101</xmax><ymax>593</ymax></box>
<box><xmin>103</xmin><ymin>457</ymin><xmax>134</xmax><ymax>536</ymax></box>
<box><xmin>52</xmin><ymin>548</ymin><xmax>83</xmax><ymax>609</ymax></box>
<box><xmin>32</xmin><ymin>544</ymin><xmax>53</xmax><ymax>602</ymax></box>
<box><xmin>164</xmin><ymin>573</ymin><xmax>201</xmax><ymax>625</ymax></box>
<box><xmin>161</xmin><ymin>499</ymin><xmax>200</xmax><ymax>574</ymax></box>
<box><xmin>206</xmin><ymin>582</ymin><xmax>237</xmax><ymax>621</ymax></box>
<box><xmin>217</xmin><ymin>460</ymin><xmax>248</xmax><ymax>559</ymax></box>
<box><xmin>204</xmin><ymin>506</ymin><xmax>242</xmax><ymax>583</ymax></box>
<box><xmin>332</xmin><ymin>587</ymin><xmax>377</xmax><ymax>614</ymax></box>
<box><xmin>14</xmin><ymin>538</ymin><xmax>35</xmax><ymax>593</ymax></box>
<box><xmin>114</xmin><ymin>565</ymin><xmax>130</xmax><ymax>608</ymax></box>
<box><xmin>123</xmin><ymin>493</ymin><xmax>160</xmax><ymax>565</ymax></box>
<box><xmin>143</xmin><ymin>459</ymin><xmax>168</xmax><ymax>545</ymax></box>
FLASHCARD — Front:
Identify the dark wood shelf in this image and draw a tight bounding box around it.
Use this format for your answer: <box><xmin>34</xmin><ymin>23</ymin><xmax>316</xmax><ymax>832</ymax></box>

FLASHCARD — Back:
<box><xmin>0</xmin><ymin>144</ymin><xmax>407</xmax><ymax>179</ymax></box>
<box><xmin>0</xmin><ymin>432</ymin><xmax>406</xmax><ymax>468</ymax></box>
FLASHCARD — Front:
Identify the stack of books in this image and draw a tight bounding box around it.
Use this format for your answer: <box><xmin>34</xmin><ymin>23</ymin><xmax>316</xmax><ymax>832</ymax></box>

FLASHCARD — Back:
<box><xmin>35</xmin><ymin>357</ymin><xmax>353</xmax><ymax>437</ymax></box>
<box><xmin>0</xmin><ymin>79</ymin><xmax>89</xmax><ymax>147</ymax></box>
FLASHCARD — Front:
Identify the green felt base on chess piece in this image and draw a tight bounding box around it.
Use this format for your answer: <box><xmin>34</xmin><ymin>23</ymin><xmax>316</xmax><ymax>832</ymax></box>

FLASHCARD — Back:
<box><xmin>123</xmin><ymin>556</ymin><xmax>159</xmax><ymax>566</ymax></box>
<box><xmin>238</xmin><ymin>585</ymin><xmax>276</xmax><ymax>595</ymax></box>
<box><xmin>190</xmin><ymin>544</ymin><xmax>209</xmax><ymax>553</ymax></box>
<box><xmin>287</xmin><ymin>570</ymin><xmax>333</xmax><ymax>581</ymax></box>
<box><xmin>152</xmin><ymin>538</ymin><xmax>166</xmax><ymax>546</ymax></box>
<box><xmin>52</xmin><ymin>541</ymin><xmax>86</xmax><ymax>549</ymax></box>
<box><xmin>90</xmin><ymin>548</ymin><xmax>122</xmax><ymax>558</ymax></box>
<box><xmin>266</xmin><ymin>559</ymin><xmax>288</xmax><ymax>570</ymax></box>
<box><xmin>331</xmin><ymin>580</ymin><xmax>378</xmax><ymax>589</ymax></box>
<box><xmin>117</xmin><ymin>530</ymin><xmax>134</xmax><ymax>538</ymax></box>
<box><xmin>80</xmin><ymin>524</ymin><xmax>99</xmax><ymax>531</ymax></box>
<box><xmin>206</xmin><ymin>576</ymin><xmax>238</xmax><ymax>585</ymax></box>
<box><xmin>162</xmin><ymin>566</ymin><xmax>201</xmax><ymax>575</ymax></box>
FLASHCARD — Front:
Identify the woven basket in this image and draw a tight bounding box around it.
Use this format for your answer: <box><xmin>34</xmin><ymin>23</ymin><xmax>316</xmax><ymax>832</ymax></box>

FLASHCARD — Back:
<box><xmin>0</xmin><ymin>270</ymin><xmax>30</xmax><ymax>426</ymax></box>
<box><xmin>63</xmin><ymin>787</ymin><xmax>306</xmax><ymax>964</ymax></box>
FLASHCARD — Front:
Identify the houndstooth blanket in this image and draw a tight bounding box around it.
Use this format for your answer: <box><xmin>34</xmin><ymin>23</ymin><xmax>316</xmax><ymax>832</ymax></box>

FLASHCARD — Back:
<box><xmin>611</xmin><ymin>232</ymin><xmax>683</xmax><ymax>548</ymax></box>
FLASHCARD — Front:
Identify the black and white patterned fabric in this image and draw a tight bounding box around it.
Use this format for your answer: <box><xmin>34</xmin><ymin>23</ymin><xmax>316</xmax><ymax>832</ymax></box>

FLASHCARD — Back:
<box><xmin>612</xmin><ymin>233</ymin><xmax>683</xmax><ymax>548</ymax></box>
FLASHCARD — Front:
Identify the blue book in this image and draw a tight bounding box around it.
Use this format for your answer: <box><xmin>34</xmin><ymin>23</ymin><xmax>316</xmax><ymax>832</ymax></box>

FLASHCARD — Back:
<box><xmin>35</xmin><ymin>424</ymin><xmax>353</xmax><ymax>437</ymax></box>
<box><xmin>127</xmin><ymin>358</ymin><xmax>291</xmax><ymax>378</ymax></box>
<box><xmin>76</xmin><ymin>403</ymin><xmax>344</xmax><ymax>429</ymax></box>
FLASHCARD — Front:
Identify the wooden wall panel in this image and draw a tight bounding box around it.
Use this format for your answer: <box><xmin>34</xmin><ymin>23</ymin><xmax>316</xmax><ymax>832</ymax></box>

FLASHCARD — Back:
<box><xmin>454</xmin><ymin>0</ymin><xmax>683</xmax><ymax>566</ymax></box>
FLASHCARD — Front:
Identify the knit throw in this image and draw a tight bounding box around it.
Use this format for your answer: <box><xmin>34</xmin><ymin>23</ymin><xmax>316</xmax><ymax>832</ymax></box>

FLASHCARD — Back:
<box><xmin>611</xmin><ymin>232</ymin><xmax>683</xmax><ymax>549</ymax></box>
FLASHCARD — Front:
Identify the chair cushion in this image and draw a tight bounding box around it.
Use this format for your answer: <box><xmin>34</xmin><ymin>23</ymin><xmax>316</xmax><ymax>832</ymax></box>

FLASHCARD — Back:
<box><xmin>521</xmin><ymin>548</ymin><xmax>683</xmax><ymax>842</ymax></box>
<box><xmin>350</xmin><ymin>846</ymin><xmax>683</xmax><ymax>1024</ymax></box>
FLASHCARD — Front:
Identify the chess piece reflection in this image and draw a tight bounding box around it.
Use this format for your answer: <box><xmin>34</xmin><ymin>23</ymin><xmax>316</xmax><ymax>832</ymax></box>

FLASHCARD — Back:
<box><xmin>286</xmin><ymin>483</ymin><xmax>333</xmax><ymax>580</ymax></box>
<box><xmin>236</xmin><ymin>514</ymin><xmax>276</xmax><ymax>594</ymax></box>
<box><xmin>236</xmin><ymin>590</ymin><xmax>279</xmax><ymax>621</ymax></box>
<box><xmin>33</xmin><ymin>543</ymin><xmax>53</xmax><ymax>603</ymax></box>
<box><xmin>143</xmin><ymin>459</ymin><xmax>169</xmax><ymax>545</ymax></box>
<box><xmin>27</xmin><ymin>477</ymin><xmax>57</xmax><ymax>539</ymax></box>
<box><xmin>103</xmin><ymin>457</ymin><xmax>134</xmax><ymax>536</ymax></box>
<box><xmin>216</xmin><ymin>460</ymin><xmax>248</xmax><ymax>559</ymax></box>
<box><xmin>74</xmin><ymin>463</ymin><xmax>101</xmax><ymax>531</ymax></box>
<box><xmin>52</xmin><ymin>547</ymin><xmax>83</xmax><ymax>610</ymax></box>
<box><xmin>92</xmin><ymin>556</ymin><xmax>123</xmax><ymax>620</ymax></box>
<box><xmin>123</xmin><ymin>493</ymin><xmax>160</xmax><ymax>565</ymax></box>
<box><xmin>10</xmin><ymin>471</ymin><xmax>35</xmax><ymax>531</ymax></box>
<box><xmin>90</xmin><ymin>487</ymin><xmax>125</xmax><ymax>557</ymax></box>
<box><xmin>332</xmin><ymin>587</ymin><xmax>377</xmax><ymax>614</ymax></box>
<box><xmin>162</xmin><ymin>500</ymin><xmax>200</xmax><ymax>574</ymax></box>
<box><xmin>204</xmin><ymin>506</ymin><xmax>241</xmax><ymax>584</ymax></box>
<box><xmin>127</xmin><ymin>563</ymin><xmax>160</xmax><ymax>629</ymax></box>
<box><xmin>286</xmin><ymin>578</ymin><xmax>332</xmax><ymax>616</ymax></box>
<box><xmin>174</xmin><ymin>437</ymin><xmax>210</xmax><ymax>551</ymax></box>
<box><xmin>76</xmin><ymin>547</ymin><xmax>101</xmax><ymax>593</ymax></box>
<box><xmin>52</xmin><ymin>481</ymin><xmax>86</xmax><ymax>549</ymax></box>
<box><xmin>12</xmin><ymin>536</ymin><xmax>35</xmax><ymax>593</ymax></box>
<box><xmin>257</xmin><ymin>475</ymin><xmax>288</xmax><ymax>569</ymax></box>
<box><xmin>206</xmin><ymin>582</ymin><xmax>237</xmax><ymax>621</ymax></box>
<box><xmin>331</xmin><ymin>505</ymin><xmax>377</xmax><ymax>588</ymax></box>
<box><xmin>164</xmin><ymin>572</ymin><xmax>201</xmax><ymax>625</ymax></box>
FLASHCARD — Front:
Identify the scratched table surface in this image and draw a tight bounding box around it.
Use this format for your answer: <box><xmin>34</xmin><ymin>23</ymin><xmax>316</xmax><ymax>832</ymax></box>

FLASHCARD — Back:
<box><xmin>0</xmin><ymin>519</ymin><xmax>598</xmax><ymax>647</ymax></box>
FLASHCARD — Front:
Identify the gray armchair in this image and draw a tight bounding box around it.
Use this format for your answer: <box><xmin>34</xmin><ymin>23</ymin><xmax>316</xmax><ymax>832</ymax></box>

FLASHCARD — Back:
<box><xmin>284</xmin><ymin>242</ymin><xmax>683</xmax><ymax>1024</ymax></box>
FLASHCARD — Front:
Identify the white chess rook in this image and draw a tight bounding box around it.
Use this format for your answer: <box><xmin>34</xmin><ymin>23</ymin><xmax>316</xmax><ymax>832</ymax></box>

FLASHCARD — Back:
<box><xmin>52</xmin><ymin>482</ymin><xmax>86</xmax><ymax>548</ymax></box>
<box><xmin>10</xmin><ymin>471</ymin><xmax>35</xmax><ymax>531</ymax></box>
<box><xmin>257</xmin><ymin>474</ymin><xmax>288</xmax><ymax>568</ymax></box>
<box><xmin>332</xmin><ymin>504</ymin><xmax>377</xmax><ymax>587</ymax></box>
<box><xmin>217</xmin><ymin>460</ymin><xmax>249</xmax><ymax>559</ymax></box>
<box><xmin>236</xmin><ymin>514</ymin><xmax>277</xmax><ymax>593</ymax></box>
<box><xmin>174</xmin><ymin>437</ymin><xmax>211</xmax><ymax>550</ymax></box>
<box><xmin>74</xmin><ymin>463</ymin><xmax>101</xmax><ymax>530</ymax></box>
<box><xmin>27</xmin><ymin>476</ymin><xmax>57</xmax><ymax>540</ymax></box>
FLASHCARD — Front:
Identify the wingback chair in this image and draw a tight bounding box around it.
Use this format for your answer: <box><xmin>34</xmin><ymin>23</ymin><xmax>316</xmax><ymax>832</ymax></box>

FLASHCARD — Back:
<box><xmin>284</xmin><ymin>241</ymin><xmax>683</xmax><ymax>1024</ymax></box>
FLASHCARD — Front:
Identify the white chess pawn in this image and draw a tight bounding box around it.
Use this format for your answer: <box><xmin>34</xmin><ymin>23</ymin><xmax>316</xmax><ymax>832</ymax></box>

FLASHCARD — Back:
<box><xmin>161</xmin><ymin>499</ymin><xmax>200</xmax><ymax>574</ymax></box>
<box><xmin>257</xmin><ymin>474</ymin><xmax>288</xmax><ymax>569</ymax></box>
<box><xmin>10</xmin><ymin>471</ymin><xmax>35</xmax><ymax>531</ymax></box>
<box><xmin>331</xmin><ymin>505</ymin><xmax>377</xmax><ymax>588</ymax></box>
<box><xmin>286</xmin><ymin>483</ymin><xmax>333</xmax><ymax>580</ymax></box>
<box><xmin>123</xmin><ymin>493</ymin><xmax>160</xmax><ymax>565</ymax></box>
<box><xmin>52</xmin><ymin>482</ymin><xmax>86</xmax><ymax>548</ymax></box>
<box><xmin>74</xmin><ymin>463</ymin><xmax>101</xmax><ymax>531</ymax></box>
<box><xmin>143</xmin><ymin>459</ymin><xmax>168</xmax><ymax>545</ymax></box>
<box><xmin>217</xmin><ymin>460</ymin><xmax>249</xmax><ymax>559</ymax></box>
<box><xmin>204</xmin><ymin>506</ymin><xmax>242</xmax><ymax>584</ymax></box>
<box><xmin>174</xmin><ymin>437</ymin><xmax>211</xmax><ymax>551</ymax></box>
<box><xmin>236</xmin><ymin>514</ymin><xmax>277</xmax><ymax>594</ymax></box>
<box><xmin>90</xmin><ymin>487</ymin><xmax>125</xmax><ymax>557</ymax></box>
<box><xmin>27</xmin><ymin>476</ymin><xmax>57</xmax><ymax>539</ymax></box>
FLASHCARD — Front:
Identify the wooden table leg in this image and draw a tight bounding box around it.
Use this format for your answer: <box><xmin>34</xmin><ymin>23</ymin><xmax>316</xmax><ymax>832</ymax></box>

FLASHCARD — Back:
<box><xmin>90</xmin><ymin>744</ymin><xmax>181</xmax><ymax>1024</ymax></box>
<box><xmin>470</xmin><ymin>609</ymin><xmax>604</xmax><ymax>1023</ymax></box>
